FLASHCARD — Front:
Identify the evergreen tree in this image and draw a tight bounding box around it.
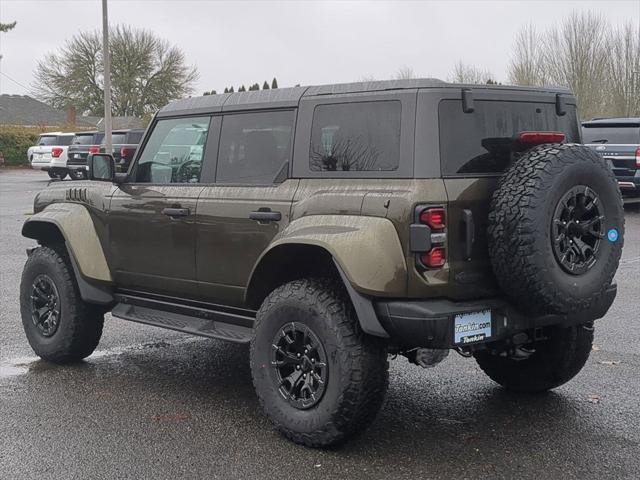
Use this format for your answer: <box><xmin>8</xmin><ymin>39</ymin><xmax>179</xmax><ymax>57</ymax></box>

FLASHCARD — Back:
<box><xmin>239</xmin><ymin>85</ymin><xmax>246</xmax><ymax>92</ymax></box>
<box><xmin>271</xmin><ymin>77</ymin><xmax>278</xmax><ymax>89</ymax></box>
<box><xmin>229</xmin><ymin>86</ymin><xmax>234</xmax><ymax>93</ymax></box>
<box><xmin>263</xmin><ymin>81</ymin><xmax>270</xmax><ymax>90</ymax></box>
<box><xmin>224</xmin><ymin>87</ymin><xmax>229</xmax><ymax>93</ymax></box>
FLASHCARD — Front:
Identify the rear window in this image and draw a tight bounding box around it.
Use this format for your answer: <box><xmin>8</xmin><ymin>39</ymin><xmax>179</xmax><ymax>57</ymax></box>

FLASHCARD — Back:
<box><xmin>38</xmin><ymin>136</ymin><xmax>57</xmax><ymax>146</ymax></box>
<box><xmin>126</xmin><ymin>131</ymin><xmax>144</xmax><ymax>144</ymax></box>
<box><xmin>110</xmin><ymin>133</ymin><xmax>127</xmax><ymax>144</ymax></box>
<box><xmin>582</xmin><ymin>125</ymin><xmax>640</xmax><ymax>144</ymax></box>
<box><xmin>310</xmin><ymin>101</ymin><xmax>401</xmax><ymax>172</ymax></box>
<box><xmin>439</xmin><ymin>100</ymin><xmax>580</xmax><ymax>176</ymax></box>
<box><xmin>55</xmin><ymin>135</ymin><xmax>74</xmax><ymax>146</ymax></box>
<box><xmin>71</xmin><ymin>134</ymin><xmax>97</xmax><ymax>145</ymax></box>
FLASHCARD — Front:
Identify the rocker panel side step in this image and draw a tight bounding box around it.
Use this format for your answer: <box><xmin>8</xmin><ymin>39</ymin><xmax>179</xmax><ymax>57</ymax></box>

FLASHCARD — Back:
<box><xmin>111</xmin><ymin>301</ymin><xmax>254</xmax><ymax>344</ymax></box>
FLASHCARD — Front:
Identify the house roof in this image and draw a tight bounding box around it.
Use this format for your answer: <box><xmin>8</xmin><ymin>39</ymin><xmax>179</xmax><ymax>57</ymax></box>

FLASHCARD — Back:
<box><xmin>0</xmin><ymin>94</ymin><xmax>144</xmax><ymax>130</ymax></box>
<box><xmin>0</xmin><ymin>94</ymin><xmax>95</xmax><ymax>127</ymax></box>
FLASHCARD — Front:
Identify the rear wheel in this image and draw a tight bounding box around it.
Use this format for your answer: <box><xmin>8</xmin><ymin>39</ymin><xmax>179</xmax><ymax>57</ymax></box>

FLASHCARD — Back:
<box><xmin>250</xmin><ymin>278</ymin><xmax>389</xmax><ymax>447</ymax></box>
<box><xmin>474</xmin><ymin>323</ymin><xmax>594</xmax><ymax>393</ymax></box>
<box><xmin>20</xmin><ymin>245</ymin><xmax>104</xmax><ymax>363</ymax></box>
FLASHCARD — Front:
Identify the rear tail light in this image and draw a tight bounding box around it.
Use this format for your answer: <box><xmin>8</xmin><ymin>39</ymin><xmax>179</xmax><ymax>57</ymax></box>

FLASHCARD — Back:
<box><xmin>635</xmin><ymin>147</ymin><xmax>640</xmax><ymax>168</ymax></box>
<box><xmin>421</xmin><ymin>247</ymin><xmax>446</xmax><ymax>268</ymax></box>
<box><xmin>419</xmin><ymin>207</ymin><xmax>446</xmax><ymax>231</ymax></box>
<box><xmin>51</xmin><ymin>147</ymin><xmax>63</xmax><ymax>158</ymax></box>
<box><xmin>88</xmin><ymin>146</ymin><xmax>100</xmax><ymax>154</ymax></box>
<box><xmin>414</xmin><ymin>206</ymin><xmax>447</xmax><ymax>269</ymax></box>
<box><xmin>121</xmin><ymin>146</ymin><xmax>134</xmax><ymax>159</ymax></box>
<box><xmin>517</xmin><ymin>131</ymin><xmax>566</xmax><ymax>146</ymax></box>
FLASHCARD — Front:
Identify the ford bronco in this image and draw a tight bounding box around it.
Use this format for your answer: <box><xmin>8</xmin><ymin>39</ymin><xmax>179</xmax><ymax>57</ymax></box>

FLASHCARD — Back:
<box><xmin>20</xmin><ymin>79</ymin><xmax>624</xmax><ymax>447</ymax></box>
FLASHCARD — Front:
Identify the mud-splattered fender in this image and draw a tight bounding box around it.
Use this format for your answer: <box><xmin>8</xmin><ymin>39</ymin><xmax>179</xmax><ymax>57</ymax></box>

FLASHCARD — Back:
<box><xmin>255</xmin><ymin>215</ymin><xmax>407</xmax><ymax>296</ymax></box>
<box><xmin>22</xmin><ymin>203</ymin><xmax>112</xmax><ymax>283</ymax></box>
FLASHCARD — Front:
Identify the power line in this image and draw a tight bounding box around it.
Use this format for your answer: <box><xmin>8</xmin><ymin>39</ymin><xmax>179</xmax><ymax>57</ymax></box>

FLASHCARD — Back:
<box><xmin>0</xmin><ymin>71</ymin><xmax>32</xmax><ymax>94</ymax></box>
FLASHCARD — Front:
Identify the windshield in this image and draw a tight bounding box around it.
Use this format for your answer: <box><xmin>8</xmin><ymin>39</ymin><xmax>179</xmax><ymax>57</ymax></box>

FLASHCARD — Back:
<box><xmin>582</xmin><ymin>125</ymin><xmax>640</xmax><ymax>144</ymax></box>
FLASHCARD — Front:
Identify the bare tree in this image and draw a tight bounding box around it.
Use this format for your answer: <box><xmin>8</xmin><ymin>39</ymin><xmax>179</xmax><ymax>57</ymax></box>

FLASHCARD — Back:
<box><xmin>542</xmin><ymin>11</ymin><xmax>610</xmax><ymax>119</ymax></box>
<box><xmin>448</xmin><ymin>61</ymin><xmax>495</xmax><ymax>84</ymax></box>
<box><xmin>395</xmin><ymin>66</ymin><xmax>415</xmax><ymax>80</ymax></box>
<box><xmin>33</xmin><ymin>25</ymin><xmax>198</xmax><ymax>117</ymax></box>
<box><xmin>0</xmin><ymin>21</ymin><xmax>16</xmax><ymax>33</ymax></box>
<box><xmin>509</xmin><ymin>24</ymin><xmax>547</xmax><ymax>86</ymax></box>
<box><xmin>606</xmin><ymin>22</ymin><xmax>640</xmax><ymax>117</ymax></box>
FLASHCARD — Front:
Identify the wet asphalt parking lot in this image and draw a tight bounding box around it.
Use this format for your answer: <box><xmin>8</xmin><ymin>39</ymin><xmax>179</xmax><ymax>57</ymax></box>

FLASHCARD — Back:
<box><xmin>1</xmin><ymin>169</ymin><xmax>639</xmax><ymax>479</ymax></box>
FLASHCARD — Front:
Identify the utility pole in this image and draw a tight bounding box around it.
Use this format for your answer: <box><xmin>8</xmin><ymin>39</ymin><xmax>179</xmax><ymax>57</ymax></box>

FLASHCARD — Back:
<box><xmin>102</xmin><ymin>0</ymin><xmax>112</xmax><ymax>155</ymax></box>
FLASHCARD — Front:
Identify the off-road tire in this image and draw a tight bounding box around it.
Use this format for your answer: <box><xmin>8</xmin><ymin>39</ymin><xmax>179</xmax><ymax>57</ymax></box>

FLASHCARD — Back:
<box><xmin>47</xmin><ymin>170</ymin><xmax>67</xmax><ymax>180</ymax></box>
<box><xmin>488</xmin><ymin>144</ymin><xmax>624</xmax><ymax>314</ymax></box>
<box><xmin>20</xmin><ymin>245</ymin><xmax>104</xmax><ymax>363</ymax></box>
<box><xmin>250</xmin><ymin>278</ymin><xmax>389</xmax><ymax>447</ymax></box>
<box><xmin>68</xmin><ymin>170</ymin><xmax>87</xmax><ymax>181</ymax></box>
<box><xmin>474</xmin><ymin>323</ymin><xmax>594</xmax><ymax>392</ymax></box>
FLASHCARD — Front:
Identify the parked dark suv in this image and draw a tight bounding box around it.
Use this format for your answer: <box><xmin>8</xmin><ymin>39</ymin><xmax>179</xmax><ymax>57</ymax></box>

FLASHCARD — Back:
<box><xmin>66</xmin><ymin>131</ymin><xmax>105</xmax><ymax>180</ymax></box>
<box><xmin>20</xmin><ymin>80</ymin><xmax>624</xmax><ymax>447</ymax></box>
<box><xmin>102</xmin><ymin>128</ymin><xmax>145</xmax><ymax>171</ymax></box>
<box><xmin>583</xmin><ymin>117</ymin><xmax>640</xmax><ymax>201</ymax></box>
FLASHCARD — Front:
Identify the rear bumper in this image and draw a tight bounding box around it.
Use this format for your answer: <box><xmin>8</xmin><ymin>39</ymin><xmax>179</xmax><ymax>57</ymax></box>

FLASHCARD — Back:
<box><xmin>374</xmin><ymin>284</ymin><xmax>617</xmax><ymax>349</ymax></box>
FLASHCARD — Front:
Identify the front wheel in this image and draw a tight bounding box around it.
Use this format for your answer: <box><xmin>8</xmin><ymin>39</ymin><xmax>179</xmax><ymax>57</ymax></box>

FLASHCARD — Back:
<box><xmin>250</xmin><ymin>278</ymin><xmax>389</xmax><ymax>447</ymax></box>
<box><xmin>474</xmin><ymin>323</ymin><xmax>594</xmax><ymax>393</ymax></box>
<box><xmin>20</xmin><ymin>245</ymin><xmax>104</xmax><ymax>363</ymax></box>
<box><xmin>47</xmin><ymin>170</ymin><xmax>67</xmax><ymax>180</ymax></box>
<box><xmin>68</xmin><ymin>169</ymin><xmax>87</xmax><ymax>180</ymax></box>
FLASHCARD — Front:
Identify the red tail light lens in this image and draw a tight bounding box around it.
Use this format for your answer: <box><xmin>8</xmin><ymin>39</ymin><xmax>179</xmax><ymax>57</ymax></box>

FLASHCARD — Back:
<box><xmin>88</xmin><ymin>146</ymin><xmax>100</xmax><ymax>154</ymax></box>
<box><xmin>518</xmin><ymin>132</ymin><xmax>566</xmax><ymax>145</ymax></box>
<box><xmin>419</xmin><ymin>207</ymin><xmax>446</xmax><ymax>230</ymax></box>
<box><xmin>51</xmin><ymin>147</ymin><xmax>63</xmax><ymax>158</ymax></box>
<box><xmin>421</xmin><ymin>247</ymin><xmax>446</xmax><ymax>268</ymax></box>
<box><xmin>635</xmin><ymin>147</ymin><xmax>640</xmax><ymax>168</ymax></box>
<box><xmin>121</xmin><ymin>146</ymin><xmax>133</xmax><ymax>159</ymax></box>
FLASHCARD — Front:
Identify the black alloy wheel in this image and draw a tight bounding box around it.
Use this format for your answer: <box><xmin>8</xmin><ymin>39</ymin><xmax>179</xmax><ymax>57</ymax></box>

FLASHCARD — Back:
<box><xmin>30</xmin><ymin>274</ymin><xmax>61</xmax><ymax>337</ymax></box>
<box><xmin>270</xmin><ymin>322</ymin><xmax>328</xmax><ymax>409</ymax></box>
<box><xmin>552</xmin><ymin>185</ymin><xmax>605</xmax><ymax>275</ymax></box>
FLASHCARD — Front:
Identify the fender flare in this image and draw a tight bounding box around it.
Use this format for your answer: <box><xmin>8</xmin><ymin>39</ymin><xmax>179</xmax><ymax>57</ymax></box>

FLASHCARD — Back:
<box><xmin>22</xmin><ymin>203</ymin><xmax>114</xmax><ymax>304</ymax></box>
<box><xmin>249</xmin><ymin>215</ymin><xmax>408</xmax><ymax>337</ymax></box>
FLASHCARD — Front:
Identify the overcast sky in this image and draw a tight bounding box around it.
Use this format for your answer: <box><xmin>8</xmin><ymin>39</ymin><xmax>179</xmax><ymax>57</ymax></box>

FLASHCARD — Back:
<box><xmin>1</xmin><ymin>0</ymin><xmax>639</xmax><ymax>97</ymax></box>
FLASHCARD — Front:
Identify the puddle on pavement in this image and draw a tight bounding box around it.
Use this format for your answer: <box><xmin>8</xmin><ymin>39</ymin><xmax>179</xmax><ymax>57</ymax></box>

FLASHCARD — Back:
<box><xmin>0</xmin><ymin>364</ymin><xmax>29</xmax><ymax>378</ymax></box>
<box><xmin>0</xmin><ymin>337</ymin><xmax>206</xmax><ymax>379</ymax></box>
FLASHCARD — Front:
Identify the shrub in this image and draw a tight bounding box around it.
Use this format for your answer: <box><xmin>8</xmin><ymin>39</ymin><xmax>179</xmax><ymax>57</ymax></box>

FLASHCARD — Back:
<box><xmin>0</xmin><ymin>126</ymin><xmax>41</xmax><ymax>166</ymax></box>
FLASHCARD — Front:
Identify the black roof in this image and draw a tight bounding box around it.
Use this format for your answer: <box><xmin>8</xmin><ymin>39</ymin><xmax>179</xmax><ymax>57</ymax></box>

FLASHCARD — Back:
<box><xmin>158</xmin><ymin>79</ymin><xmax>572</xmax><ymax>117</ymax></box>
<box><xmin>582</xmin><ymin>117</ymin><xmax>640</xmax><ymax>127</ymax></box>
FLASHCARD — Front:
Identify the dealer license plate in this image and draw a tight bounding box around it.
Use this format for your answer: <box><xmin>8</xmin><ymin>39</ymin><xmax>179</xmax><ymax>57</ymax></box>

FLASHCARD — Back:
<box><xmin>454</xmin><ymin>310</ymin><xmax>492</xmax><ymax>344</ymax></box>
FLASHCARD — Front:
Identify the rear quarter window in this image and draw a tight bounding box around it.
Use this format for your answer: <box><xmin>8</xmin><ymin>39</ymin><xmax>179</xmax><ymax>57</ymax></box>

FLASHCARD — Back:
<box><xmin>310</xmin><ymin>101</ymin><xmax>401</xmax><ymax>172</ymax></box>
<box><xmin>439</xmin><ymin>100</ymin><xmax>580</xmax><ymax>176</ymax></box>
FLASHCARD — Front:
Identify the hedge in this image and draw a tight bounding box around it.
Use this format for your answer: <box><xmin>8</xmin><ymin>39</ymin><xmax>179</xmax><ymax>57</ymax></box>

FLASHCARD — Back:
<box><xmin>0</xmin><ymin>126</ymin><xmax>41</xmax><ymax>166</ymax></box>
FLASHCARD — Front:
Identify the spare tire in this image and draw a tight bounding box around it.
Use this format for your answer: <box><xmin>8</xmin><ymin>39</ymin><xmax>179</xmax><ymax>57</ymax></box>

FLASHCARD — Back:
<box><xmin>488</xmin><ymin>143</ymin><xmax>624</xmax><ymax>314</ymax></box>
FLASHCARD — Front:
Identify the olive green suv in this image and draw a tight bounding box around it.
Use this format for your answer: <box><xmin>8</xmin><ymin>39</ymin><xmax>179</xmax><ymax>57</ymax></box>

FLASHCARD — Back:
<box><xmin>20</xmin><ymin>79</ymin><xmax>624</xmax><ymax>447</ymax></box>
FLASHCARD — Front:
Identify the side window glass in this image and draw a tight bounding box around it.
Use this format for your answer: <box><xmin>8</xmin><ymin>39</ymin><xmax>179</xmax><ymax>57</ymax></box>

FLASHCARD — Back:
<box><xmin>135</xmin><ymin>117</ymin><xmax>210</xmax><ymax>184</ymax></box>
<box><xmin>310</xmin><ymin>101</ymin><xmax>401</xmax><ymax>172</ymax></box>
<box><xmin>216</xmin><ymin>110</ymin><xmax>295</xmax><ymax>184</ymax></box>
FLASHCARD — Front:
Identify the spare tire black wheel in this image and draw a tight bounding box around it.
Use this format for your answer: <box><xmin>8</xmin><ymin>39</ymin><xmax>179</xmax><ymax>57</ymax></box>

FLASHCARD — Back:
<box><xmin>488</xmin><ymin>143</ymin><xmax>624</xmax><ymax>314</ymax></box>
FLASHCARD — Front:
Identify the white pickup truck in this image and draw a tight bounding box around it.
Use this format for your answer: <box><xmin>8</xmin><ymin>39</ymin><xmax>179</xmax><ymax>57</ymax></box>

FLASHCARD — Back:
<box><xmin>29</xmin><ymin>132</ymin><xmax>75</xmax><ymax>179</ymax></box>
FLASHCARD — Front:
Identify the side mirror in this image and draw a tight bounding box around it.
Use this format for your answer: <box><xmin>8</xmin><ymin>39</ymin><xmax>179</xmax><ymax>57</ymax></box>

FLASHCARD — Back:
<box><xmin>88</xmin><ymin>153</ymin><xmax>115</xmax><ymax>182</ymax></box>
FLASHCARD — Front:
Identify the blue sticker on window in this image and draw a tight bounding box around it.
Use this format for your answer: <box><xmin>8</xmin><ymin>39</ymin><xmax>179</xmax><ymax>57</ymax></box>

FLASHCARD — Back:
<box><xmin>607</xmin><ymin>229</ymin><xmax>619</xmax><ymax>242</ymax></box>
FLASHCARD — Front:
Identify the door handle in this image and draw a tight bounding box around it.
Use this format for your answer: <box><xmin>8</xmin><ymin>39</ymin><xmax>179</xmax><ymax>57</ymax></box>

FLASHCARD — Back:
<box><xmin>249</xmin><ymin>209</ymin><xmax>282</xmax><ymax>222</ymax></box>
<box><xmin>162</xmin><ymin>207</ymin><xmax>190</xmax><ymax>217</ymax></box>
